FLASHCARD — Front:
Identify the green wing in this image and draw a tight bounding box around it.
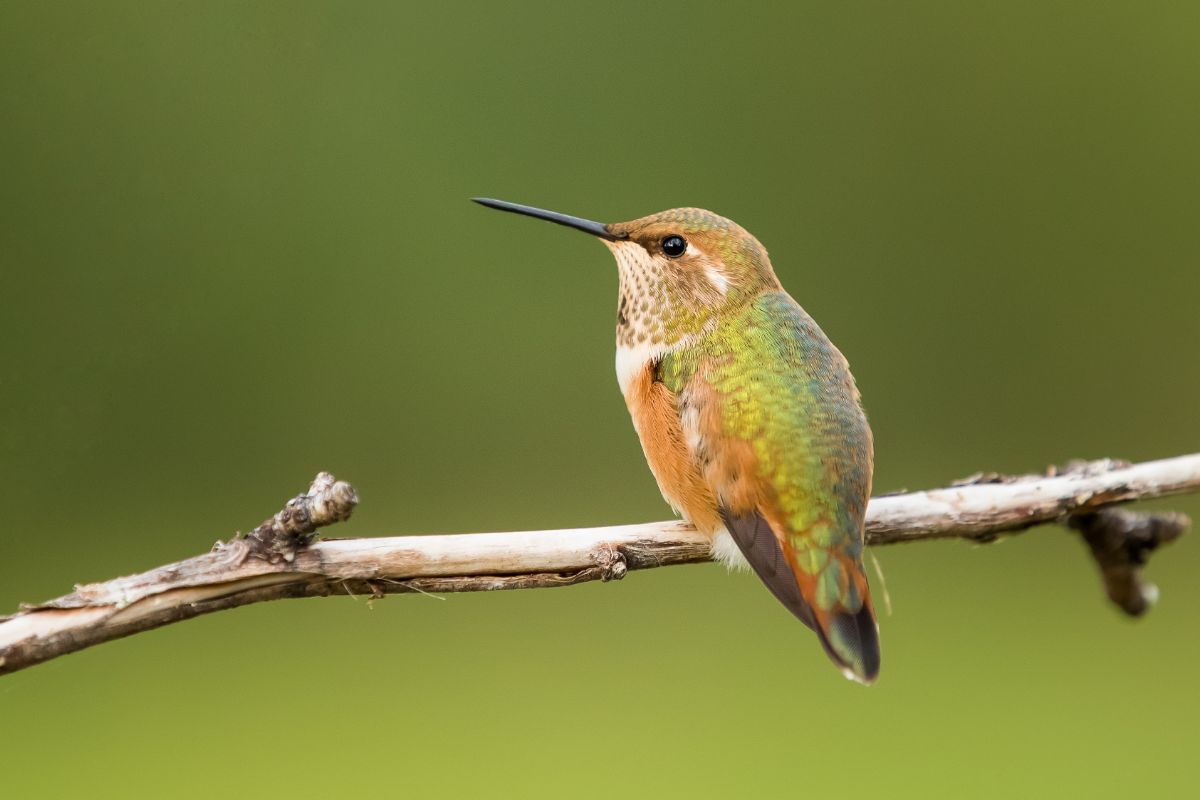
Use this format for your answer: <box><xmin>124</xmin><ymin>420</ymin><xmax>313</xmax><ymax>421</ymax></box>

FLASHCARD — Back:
<box><xmin>702</xmin><ymin>291</ymin><xmax>878</xmax><ymax>681</ymax></box>
<box><xmin>705</xmin><ymin>291</ymin><xmax>872</xmax><ymax>554</ymax></box>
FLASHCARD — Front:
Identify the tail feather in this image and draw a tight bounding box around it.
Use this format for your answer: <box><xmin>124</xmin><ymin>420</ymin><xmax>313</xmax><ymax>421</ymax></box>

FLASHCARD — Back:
<box><xmin>722</xmin><ymin>508</ymin><xmax>881</xmax><ymax>684</ymax></box>
<box><xmin>815</xmin><ymin>603</ymin><xmax>881</xmax><ymax>685</ymax></box>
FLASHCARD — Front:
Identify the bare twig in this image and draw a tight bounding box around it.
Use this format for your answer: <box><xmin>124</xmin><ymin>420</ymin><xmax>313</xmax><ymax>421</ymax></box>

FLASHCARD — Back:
<box><xmin>1</xmin><ymin>454</ymin><xmax>1196</xmax><ymax>676</ymax></box>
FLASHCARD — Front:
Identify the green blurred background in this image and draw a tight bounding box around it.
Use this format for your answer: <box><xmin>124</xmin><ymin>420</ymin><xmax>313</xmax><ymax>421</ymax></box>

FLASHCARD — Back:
<box><xmin>2</xmin><ymin>1</ymin><xmax>1197</xmax><ymax>796</ymax></box>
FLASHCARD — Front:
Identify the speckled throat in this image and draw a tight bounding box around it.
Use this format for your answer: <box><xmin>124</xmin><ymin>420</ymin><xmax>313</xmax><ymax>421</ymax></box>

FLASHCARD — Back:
<box><xmin>606</xmin><ymin>239</ymin><xmax>718</xmax><ymax>349</ymax></box>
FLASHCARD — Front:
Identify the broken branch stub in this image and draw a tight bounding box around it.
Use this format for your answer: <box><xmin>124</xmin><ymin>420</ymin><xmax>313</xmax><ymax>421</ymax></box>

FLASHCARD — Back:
<box><xmin>1069</xmin><ymin>508</ymin><xmax>1190</xmax><ymax>616</ymax></box>
<box><xmin>242</xmin><ymin>472</ymin><xmax>359</xmax><ymax>562</ymax></box>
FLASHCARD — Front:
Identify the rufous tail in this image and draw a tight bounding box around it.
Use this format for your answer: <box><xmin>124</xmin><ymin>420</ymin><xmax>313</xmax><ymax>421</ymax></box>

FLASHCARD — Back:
<box><xmin>811</xmin><ymin>586</ymin><xmax>880</xmax><ymax>685</ymax></box>
<box><xmin>721</xmin><ymin>509</ymin><xmax>882</xmax><ymax>683</ymax></box>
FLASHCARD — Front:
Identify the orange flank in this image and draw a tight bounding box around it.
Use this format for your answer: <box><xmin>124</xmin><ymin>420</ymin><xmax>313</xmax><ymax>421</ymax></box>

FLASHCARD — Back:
<box><xmin>623</xmin><ymin>360</ymin><xmax>724</xmax><ymax>534</ymax></box>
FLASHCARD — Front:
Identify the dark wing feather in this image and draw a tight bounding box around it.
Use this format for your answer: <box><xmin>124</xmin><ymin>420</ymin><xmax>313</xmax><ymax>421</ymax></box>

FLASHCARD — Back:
<box><xmin>722</xmin><ymin>507</ymin><xmax>880</xmax><ymax>684</ymax></box>
<box><xmin>720</xmin><ymin>509</ymin><xmax>817</xmax><ymax>632</ymax></box>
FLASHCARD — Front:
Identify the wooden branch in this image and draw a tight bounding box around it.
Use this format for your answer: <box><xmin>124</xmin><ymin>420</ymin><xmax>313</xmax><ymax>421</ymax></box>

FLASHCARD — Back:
<box><xmin>1</xmin><ymin>455</ymin><xmax>1196</xmax><ymax>676</ymax></box>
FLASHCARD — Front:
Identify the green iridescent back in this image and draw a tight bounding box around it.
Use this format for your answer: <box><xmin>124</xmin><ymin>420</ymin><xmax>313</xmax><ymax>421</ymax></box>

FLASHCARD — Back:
<box><xmin>661</xmin><ymin>290</ymin><xmax>873</xmax><ymax>605</ymax></box>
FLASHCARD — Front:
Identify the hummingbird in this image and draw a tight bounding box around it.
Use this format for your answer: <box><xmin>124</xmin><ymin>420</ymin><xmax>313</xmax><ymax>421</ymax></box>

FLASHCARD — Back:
<box><xmin>474</xmin><ymin>198</ymin><xmax>880</xmax><ymax>683</ymax></box>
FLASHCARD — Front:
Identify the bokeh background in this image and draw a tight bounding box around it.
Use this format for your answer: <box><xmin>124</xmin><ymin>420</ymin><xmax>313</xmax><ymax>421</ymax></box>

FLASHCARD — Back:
<box><xmin>2</xmin><ymin>2</ymin><xmax>1198</xmax><ymax>797</ymax></box>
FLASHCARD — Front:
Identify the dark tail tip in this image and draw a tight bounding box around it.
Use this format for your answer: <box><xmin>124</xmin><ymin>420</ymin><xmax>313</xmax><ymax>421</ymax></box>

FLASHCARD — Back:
<box><xmin>820</xmin><ymin>605</ymin><xmax>881</xmax><ymax>685</ymax></box>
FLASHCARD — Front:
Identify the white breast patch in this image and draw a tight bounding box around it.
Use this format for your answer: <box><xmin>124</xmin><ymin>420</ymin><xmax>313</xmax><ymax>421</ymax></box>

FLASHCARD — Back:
<box><xmin>615</xmin><ymin>342</ymin><xmax>666</xmax><ymax>396</ymax></box>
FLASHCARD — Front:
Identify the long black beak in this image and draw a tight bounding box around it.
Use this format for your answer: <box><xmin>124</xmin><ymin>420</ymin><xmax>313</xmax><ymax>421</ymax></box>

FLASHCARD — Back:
<box><xmin>472</xmin><ymin>197</ymin><xmax>626</xmax><ymax>241</ymax></box>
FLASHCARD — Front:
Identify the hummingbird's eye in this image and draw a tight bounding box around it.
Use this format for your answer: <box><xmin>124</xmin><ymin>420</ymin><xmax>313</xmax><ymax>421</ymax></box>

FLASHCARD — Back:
<box><xmin>661</xmin><ymin>235</ymin><xmax>687</xmax><ymax>258</ymax></box>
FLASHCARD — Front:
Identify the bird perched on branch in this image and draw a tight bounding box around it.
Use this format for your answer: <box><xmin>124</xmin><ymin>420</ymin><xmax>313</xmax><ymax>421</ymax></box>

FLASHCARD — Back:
<box><xmin>475</xmin><ymin>198</ymin><xmax>879</xmax><ymax>683</ymax></box>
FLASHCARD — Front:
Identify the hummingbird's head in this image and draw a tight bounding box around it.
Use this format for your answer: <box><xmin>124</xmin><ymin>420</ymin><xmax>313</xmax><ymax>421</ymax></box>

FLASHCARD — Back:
<box><xmin>473</xmin><ymin>199</ymin><xmax>782</xmax><ymax>346</ymax></box>
<box><xmin>604</xmin><ymin>207</ymin><xmax>781</xmax><ymax>330</ymax></box>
